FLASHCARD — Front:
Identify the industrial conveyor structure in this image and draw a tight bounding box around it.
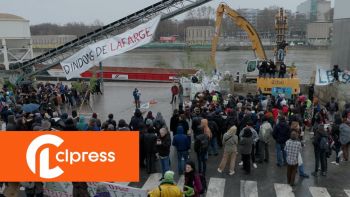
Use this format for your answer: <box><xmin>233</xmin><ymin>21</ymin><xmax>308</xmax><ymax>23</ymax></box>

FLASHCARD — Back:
<box><xmin>11</xmin><ymin>0</ymin><xmax>212</xmax><ymax>83</ymax></box>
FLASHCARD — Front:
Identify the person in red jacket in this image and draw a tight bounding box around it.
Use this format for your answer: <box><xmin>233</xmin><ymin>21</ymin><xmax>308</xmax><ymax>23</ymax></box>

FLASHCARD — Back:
<box><xmin>171</xmin><ymin>83</ymin><xmax>179</xmax><ymax>104</ymax></box>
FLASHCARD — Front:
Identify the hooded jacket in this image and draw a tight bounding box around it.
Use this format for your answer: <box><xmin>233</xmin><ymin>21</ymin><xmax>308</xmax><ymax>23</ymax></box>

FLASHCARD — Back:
<box><xmin>6</xmin><ymin>115</ymin><xmax>17</xmax><ymax>131</ymax></box>
<box><xmin>172</xmin><ymin>126</ymin><xmax>190</xmax><ymax>152</ymax></box>
<box><xmin>339</xmin><ymin>121</ymin><xmax>350</xmax><ymax>145</ymax></box>
<box><xmin>223</xmin><ymin>126</ymin><xmax>238</xmax><ymax>153</ymax></box>
<box><xmin>76</xmin><ymin>115</ymin><xmax>88</xmax><ymax>131</ymax></box>
<box><xmin>273</xmin><ymin>117</ymin><xmax>290</xmax><ymax>144</ymax></box>
<box><xmin>129</xmin><ymin>109</ymin><xmax>144</xmax><ymax>131</ymax></box>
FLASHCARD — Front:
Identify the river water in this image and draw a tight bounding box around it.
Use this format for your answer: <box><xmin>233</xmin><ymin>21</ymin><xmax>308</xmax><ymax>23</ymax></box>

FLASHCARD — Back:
<box><xmin>101</xmin><ymin>49</ymin><xmax>331</xmax><ymax>84</ymax></box>
<box><xmin>35</xmin><ymin>49</ymin><xmax>331</xmax><ymax>84</ymax></box>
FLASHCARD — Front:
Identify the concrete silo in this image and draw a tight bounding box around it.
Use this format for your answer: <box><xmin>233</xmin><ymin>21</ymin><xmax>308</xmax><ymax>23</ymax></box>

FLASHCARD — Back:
<box><xmin>0</xmin><ymin>13</ymin><xmax>33</xmax><ymax>70</ymax></box>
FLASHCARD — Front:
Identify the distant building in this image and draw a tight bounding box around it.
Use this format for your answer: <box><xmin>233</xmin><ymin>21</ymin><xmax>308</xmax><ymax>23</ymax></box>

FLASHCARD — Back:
<box><xmin>185</xmin><ymin>26</ymin><xmax>214</xmax><ymax>44</ymax></box>
<box><xmin>316</xmin><ymin>0</ymin><xmax>331</xmax><ymax>22</ymax></box>
<box><xmin>306</xmin><ymin>22</ymin><xmax>332</xmax><ymax>46</ymax></box>
<box><xmin>238</xmin><ymin>9</ymin><xmax>259</xmax><ymax>27</ymax></box>
<box><xmin>297</xmin><ymin>0</ymin><xmax>331</xmax><ymax>22</ymax></box>
<box><xmin>32</xmin><ymin>35</ymin><xmax>77</xmax><ymax>49</ymax></box>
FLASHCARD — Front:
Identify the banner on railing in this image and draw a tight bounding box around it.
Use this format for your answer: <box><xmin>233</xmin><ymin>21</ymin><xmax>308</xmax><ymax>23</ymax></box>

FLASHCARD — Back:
<box><xmin>60</xmin><ymin>15</ymin><xmax>161</xmax><ymax>80</ymax></box>
<box><xmin>315</xmin><ymin>67</ymin><xmax>350</xmax><ymax>86</ymax></box>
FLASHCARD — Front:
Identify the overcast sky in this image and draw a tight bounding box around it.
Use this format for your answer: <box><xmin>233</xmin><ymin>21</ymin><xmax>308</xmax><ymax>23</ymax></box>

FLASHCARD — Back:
<box><xmin>0</xmin><ymin>0</ymin><xmax>335</xmax><ymax>25</ymax></box>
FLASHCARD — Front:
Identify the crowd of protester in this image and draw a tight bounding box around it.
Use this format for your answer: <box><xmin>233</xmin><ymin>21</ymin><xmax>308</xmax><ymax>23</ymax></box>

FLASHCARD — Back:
<box><xmin>1</xmin><ymin>80</ymin><xmax>350</xmax><ymax>197</ymax></box>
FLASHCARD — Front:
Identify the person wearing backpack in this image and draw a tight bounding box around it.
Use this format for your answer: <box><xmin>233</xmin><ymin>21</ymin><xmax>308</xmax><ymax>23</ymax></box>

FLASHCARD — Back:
<box><xmin>184</xmin><ymin>161</ymin><xmax>204</xmax><ymax>197</ymax></box>
<box><xmin>312</xmin><ymin>124</ymin><xmax>329</xmax><ymax>177</ymax></box>
<box><xmin>217</xmin><ymin>126</ymin><xmax>238</xmax><ymax>175</ymax></box>
<box><xmin>194</xmin><ymin>120</ymin><xmax>211</xmax><ymax>176</ymax></box>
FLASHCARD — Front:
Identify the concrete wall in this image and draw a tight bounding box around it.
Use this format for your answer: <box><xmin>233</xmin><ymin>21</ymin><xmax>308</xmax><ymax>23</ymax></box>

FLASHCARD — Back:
<box><xmin>331</xmin><ymin>18</ymin><xmax>350</xmax><ymax>70</ymax></box>
<box><xmin>315</xmin><ymin>0</ymin><xmax>350</xmax><ymax>109</ymax></box>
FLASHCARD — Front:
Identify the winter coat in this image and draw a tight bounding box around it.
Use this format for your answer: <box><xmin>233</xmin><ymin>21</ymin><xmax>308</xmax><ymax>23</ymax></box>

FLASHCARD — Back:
<box><xmin>143</xmin><ymin>132</ymin><xmax>157</xmax><ymax>154</ymax></box>
<box><xmin>172</xmin><ymin>126</ymin><xmax>190</xmax><ymax>152</ymax></box>
<box><xmin>170</xmin><ymin>115</ymin><xmax>179</xmax><ymax>134</ymax></box>
<box><xmin>339</xmin><ymin>121</ymin><xmax>350</xmax><ymax>145</ymax></box>
<box><xmin>313</xmin><ymin>124</ymin><xmax>328</xmax><ymax>148</ymax></box>
<box><xmin>148</xmin><ymin>183</ymin><xmax>183</xmax><ymax>197</ymax></box>
<box><xmin>240</xmin><ymin>127</ymin><xmax>259</xmax><ymax>143</ymax></box>
<box><xmin>6</xmin><ymin>115</ymin><xmax>17</xmax><ymax>131</ymax></box>
<box><xmin>157</xmin><ymin>133</ymin><xmax>171</xmax><ymax>157</ymax></box>
<box><xmin>239</xmin><ymin>137</ymin><xmax>253</xmax><ymax>155</ymax></box>
<box><xmin>129</xmin><ymin>109</ymin><xmax>144</xmax><ymax>131</ymax></box>
<box><xmin>222</xmin><ymin>130</ymin><xmax>238</xmax><ymax>153</ymax></box>
<box><xmin>259</xmin><ymin>121</ymin><xmax>273</xmax><ymax>143</ymax></box>
<box><xmin>184</xmin><ymin>171</ymin><xmax>202</xmax><ymax>197</ymax></box>
<box><xmin>153</xmin><ymin>112</ymin><xmax>167</xmax><ymax>129</ymax></box>
<box><xmin>76</xmin><ymin>116</ymin><xmax>88</xmax><ymax>131</ymax></box>
<box><xmin>272</xmin><ymin>119</ymin><xmax>290</xmax><ymax>144</ymax></box>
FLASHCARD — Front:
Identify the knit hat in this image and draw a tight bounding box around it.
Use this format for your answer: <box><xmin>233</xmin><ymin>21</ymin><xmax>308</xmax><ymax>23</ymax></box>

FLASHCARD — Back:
<box><xmin>162</xmin><ymin>171</ymin><xmax>175</xmax><ymax>184</ymax></box>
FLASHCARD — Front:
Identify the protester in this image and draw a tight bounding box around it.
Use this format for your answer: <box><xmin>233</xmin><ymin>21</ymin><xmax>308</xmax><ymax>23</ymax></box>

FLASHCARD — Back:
<box><xmin>325</xmin><ymin>97</ymin><xmax>338</xmax><ymax>122</ymax></box>
<box><xmin>133</xmin><ymin>88</ymin><xmax>141</xmax><ymax>109</ymax></box>
<box><xmin>143</xmin><ymin>125</ymin><xmax>157</xmax><ymax>174</ymax></box>
<box><xmin>194</xmin><ymin>122</ymin><xmax>210</xmax><ymax>176</ymax></box>
<box><xmin>285</xmin><ymin>131</ymin><xmax>302</xmax><ymax>186</ymax></box>
<box><xmin>148</xmin><ymin>171</ymin><xmax>183</xmax><ymax>197</ymax></box>
<box><xmin>170</xmin><ymin>109</ymin><xmax>180</xmax><ymax>135</ymax></box>
<box><xmin>170</xmin><ymin>83</ymin><xmax>179</xmax><ymax>104</ymax></box>
<box><xmin>172</xmin><ymin>126</ymin><xmax>190</xmax><ymax>175</ymax></box>
<box><xmin>116</xmin><ymin>119</ymin><xmax>129</xmax><ymax>131</ymax></box>
<box><xmin>257</xmin><ymin>117</ymin><xmax>272</xmax><ymax>163</ymax></box>
<box><xmin>331</xmin><ymin>114</ymin><xmax>342</xmax><ymax>165</ymax></box>
<box><xmin>104</xmin><ymin>113</ymin><xmax>117</xmax><ymax>130</ymax></box>
<box><xmin>129</xmin><ymin>109</ymin><xmax>144</xmax><ymax>131</ymax></box>
<box><xmin>239</xmin><ymin>128</ymin><xmax>253</xmax><ymax>175</ymax></box>
<box><xmin>217</xmin><ymin>126</ymin><xmax>238</xmax><ymax>175</ymax></box>
<box><xmin>312</xmin><ymin>124</ymin><xmax>329</xmax><ymax>177</ymax></box>
<box><xmin>184</xmin><ymin>161</ymin><xmax>202</xmax><ymax>197</ymax></box>
<box><xmin>279</xmin><ymin>63</ymin><xmax>287</xmax><ymax>78</ymax></box>
<box><xmin>339</xmin><ymin>114</ymin><xmax>350</xmax><ymax>162</ymax></box>
<box><xmin>273</xmin><ymin>116</ymin><xmax>290</xmax><ymax>167</ymax></box>
<box><xmin>157</xmin><ymin>128</ymin><xmax>171</xmax><ymax>179</ymax></box>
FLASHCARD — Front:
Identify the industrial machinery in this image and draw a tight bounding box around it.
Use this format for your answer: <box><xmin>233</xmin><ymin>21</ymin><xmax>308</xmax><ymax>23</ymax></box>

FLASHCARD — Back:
<box><xmin>211</xmin><ymin>4</ymin><xmax>300</xmax><ymax>96</ymax></box>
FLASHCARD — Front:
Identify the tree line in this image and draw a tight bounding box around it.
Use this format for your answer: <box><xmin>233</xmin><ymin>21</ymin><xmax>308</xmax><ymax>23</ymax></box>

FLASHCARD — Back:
<box><xmin>30</xmin><ymin>6</ymin><xmax>332</xmax><ymax>41</ymax></box>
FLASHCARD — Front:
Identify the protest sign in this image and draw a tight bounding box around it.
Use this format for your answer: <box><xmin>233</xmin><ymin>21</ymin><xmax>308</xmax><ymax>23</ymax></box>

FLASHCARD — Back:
<box><xmin>315</xmin><ymin>67</ymin><xmax>350</xmax><ymax>85</ymax></box>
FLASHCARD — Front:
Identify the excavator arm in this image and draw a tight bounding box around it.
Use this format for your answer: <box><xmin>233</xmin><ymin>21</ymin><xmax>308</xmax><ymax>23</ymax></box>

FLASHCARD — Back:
<box><xmin>211</xmin><ymin>4</ymin><xmax>267</xmax><ymax>68</ymax></box>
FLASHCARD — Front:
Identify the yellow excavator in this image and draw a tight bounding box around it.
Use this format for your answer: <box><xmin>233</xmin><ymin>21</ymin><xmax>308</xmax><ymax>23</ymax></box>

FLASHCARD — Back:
<box><xmin>211</xmin><ymin>4</ymin><xmax>300</xmax><ymax>97</ymax></box>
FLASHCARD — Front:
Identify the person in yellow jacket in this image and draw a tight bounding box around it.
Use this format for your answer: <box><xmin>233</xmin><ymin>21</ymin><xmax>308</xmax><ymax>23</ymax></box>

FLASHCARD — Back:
<box><xmin>148</xmin><ymin>171</ymin><xmax>183</xmax><ymax>197</ymax></box>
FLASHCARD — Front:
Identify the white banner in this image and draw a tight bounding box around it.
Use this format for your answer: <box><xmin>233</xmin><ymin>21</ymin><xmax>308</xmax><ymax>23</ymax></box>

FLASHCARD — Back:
<box><xmin>60</xmin><ymin>15</ymin><xmax>161</xmax><ymax>80</ymax></box>
<box><xmin>315</xmin><ymin>67</ymin><xmax>350</xmax><ymax>86</ymax></box>
<box><xmin>43</xmin><ymin>182</ymin><xmax>147</xmax><ymax>197</ymax></box>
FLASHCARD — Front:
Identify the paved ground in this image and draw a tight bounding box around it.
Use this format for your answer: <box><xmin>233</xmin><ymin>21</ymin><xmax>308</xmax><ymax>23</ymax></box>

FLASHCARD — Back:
<box><xmin>90</xmin><ymin>82</ymin><xmax>350</xmax><ymax>197</ymax></box>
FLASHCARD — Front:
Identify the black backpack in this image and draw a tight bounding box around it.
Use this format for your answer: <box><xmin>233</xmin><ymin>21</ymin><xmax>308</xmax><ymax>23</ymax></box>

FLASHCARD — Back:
<box><xmin>195</xmin><ymin>134</ymin><xmax>209</xmax><ymax>153</ymax></box>
<box><xmin>319</xmin><ymin>136</ymin><xmax>330</xmax><ymax>154</ymax></box>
